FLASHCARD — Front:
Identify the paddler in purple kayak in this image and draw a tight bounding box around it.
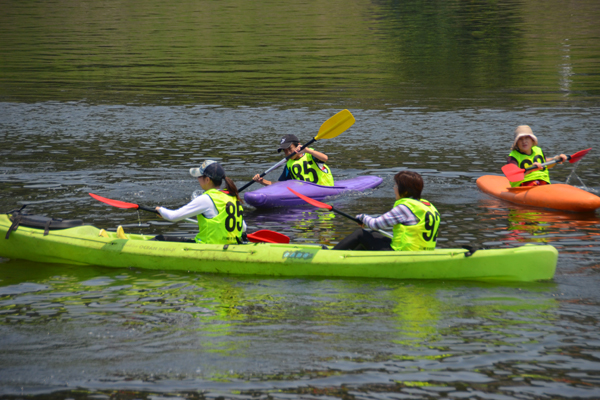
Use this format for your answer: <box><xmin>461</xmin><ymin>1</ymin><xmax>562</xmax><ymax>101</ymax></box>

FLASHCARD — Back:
<box><xmin>252</xmin><ymin>134</ymin><xmax>335</xmax><ymax>186</ymax></box>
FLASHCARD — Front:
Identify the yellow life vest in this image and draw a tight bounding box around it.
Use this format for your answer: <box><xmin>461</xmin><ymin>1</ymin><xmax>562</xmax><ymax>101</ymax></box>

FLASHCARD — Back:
<box><xmin>508</xmin><ymin>146</ymin><xmax>550</xmax><ymax>187</ymax></box>
<box><xmin>196</xmin><ymin>189</ymin><xmax>244</xmax><ymax>245</ymax></box>
<box><xmin>286</xmin><ymin>150</ymin><xmax>334</xmax><ymax>186</ymax></box>
<box><xmin>391</xmin><ymin>198</ymin><xmax>440</xmax><ymax>251</ymax></box>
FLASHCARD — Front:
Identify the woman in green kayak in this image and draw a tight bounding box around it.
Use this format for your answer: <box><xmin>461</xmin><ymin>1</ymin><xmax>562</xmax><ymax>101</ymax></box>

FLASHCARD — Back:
<box><xmin>156</xmin><ymin>160</ymin><xmax>246</xmax><ymax>244</ymax></box>
<box><xmin>333</xmin><ymin>171</ymin><xmax>440</xmax><ymax>251</ymax></box>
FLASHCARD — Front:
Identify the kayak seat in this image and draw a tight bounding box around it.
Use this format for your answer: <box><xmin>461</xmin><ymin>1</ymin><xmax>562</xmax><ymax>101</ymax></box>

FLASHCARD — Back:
<box><xmin>6</xmin><ymin>213</ymin><xmax>85</xmax><ymax>239</ymax></box>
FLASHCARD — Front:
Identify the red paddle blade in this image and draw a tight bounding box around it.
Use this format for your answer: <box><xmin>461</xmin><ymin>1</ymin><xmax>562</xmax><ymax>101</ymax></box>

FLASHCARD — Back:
<box><xmin>569</xmin><ymin>148</ymin><xmax>591</xmax><ymax>163</ymax></box>
<box><xmin>501</xmin><ymin>164</ymin><xmax>525</xmax><ymax>182</ymax></box>
<box><xmin>89</xmin><ymin>193</ymin><xmax>140</xmax><ymax>209</ymax></box>
<box><xmin>247</xmin><ymin>229</ymin><xmax>290</xmax><ymax>244</ymax></box>
<box><xmin>287</xmin><ymin>188</ymin><xmax>333</xmax><ymax>210</ymax></box>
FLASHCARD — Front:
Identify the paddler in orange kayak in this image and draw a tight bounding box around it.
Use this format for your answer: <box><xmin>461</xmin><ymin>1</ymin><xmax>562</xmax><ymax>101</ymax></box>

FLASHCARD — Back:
<box><xmin>507</xmin><ymin>125</ymin><xmax>568</xmax><ymax>187</ymax></box>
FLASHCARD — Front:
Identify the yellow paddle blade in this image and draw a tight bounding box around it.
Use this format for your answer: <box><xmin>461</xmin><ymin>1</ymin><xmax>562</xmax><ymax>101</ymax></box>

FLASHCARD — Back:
<box><xmin>315</xmin><ymin>109</ymin><xmax>355</xmax><ymax>140</ymax></box>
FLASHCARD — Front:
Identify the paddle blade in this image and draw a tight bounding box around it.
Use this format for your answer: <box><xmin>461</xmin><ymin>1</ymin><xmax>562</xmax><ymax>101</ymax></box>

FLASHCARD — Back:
<box><xmin>247</xmin><ymin>229</ymin><xmax>290</xmax><ymax>244</ymax></box>
<box><xmin>287</xmin><ymin>188</ymin><xmax>333</xmax><ymax>210</ymax></box>
<box><xmin>569</xmin><ymin>148</ymin><xmax>591</xmax><ymax>163</ymax></box>
<box><xmin>314</xmin><ymin>109</ymin><xmax>355</xmax><ymax>140</ymax></box>
<box><xmin>501</xmin><ymin>164</ymin><xmax>525</xmax><ymax>182</ymax></box>
<box><xmin>89</xmin><ymin>193</ymin><xmax>140</xmax><ymax>209</ymax></box>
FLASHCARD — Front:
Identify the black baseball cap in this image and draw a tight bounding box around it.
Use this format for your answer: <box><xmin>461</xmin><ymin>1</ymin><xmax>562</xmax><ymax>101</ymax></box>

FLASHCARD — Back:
<box><xmin>277</xmin><ymin>134</ymin><xmax>300</xmax><ymax>152</ymax></box>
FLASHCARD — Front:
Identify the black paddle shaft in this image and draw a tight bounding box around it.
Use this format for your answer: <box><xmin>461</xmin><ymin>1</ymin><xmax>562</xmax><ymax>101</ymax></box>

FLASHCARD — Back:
<box><xmin>330</xmin><ymin>206</ymin><xmax>362</xmax><ymax>225</ymax></box>
<box><xmin>238</xmin><ymin>137</ymin><xmax>318</xmax><ymax>193</ymax></box>
<box><xmin>138</xmin><ymin>204</ymin><xmax>160</xmax><ymax>214</ymax></box>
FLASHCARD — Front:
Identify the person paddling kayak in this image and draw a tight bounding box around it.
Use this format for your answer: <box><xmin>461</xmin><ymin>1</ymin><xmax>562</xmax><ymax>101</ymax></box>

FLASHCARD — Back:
<box><xmin>333</xmin><ymin>171</ymin><xmax>441</xmax><ymax>251</ymax></box>
<box><xmin>252</xmin><ymin>134</ymin><xmax>334</xmax><ymax>186</ymax></box>
<box><xmin>507</xmin><ymin>125</ymin><xmax>568</xmax><ymax>187</ymax></box>
<box><xmin>156</xmin><ymin>160</ymin><xmax>246</xmax><ymax>244</ymax></box>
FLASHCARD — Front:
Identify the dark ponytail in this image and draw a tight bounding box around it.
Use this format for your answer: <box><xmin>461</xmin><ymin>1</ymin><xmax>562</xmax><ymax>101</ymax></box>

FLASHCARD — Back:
<box><xmin>223</xmin><ymin>176</ymin><xmax>243</xmax><ymax>204</ymax></box>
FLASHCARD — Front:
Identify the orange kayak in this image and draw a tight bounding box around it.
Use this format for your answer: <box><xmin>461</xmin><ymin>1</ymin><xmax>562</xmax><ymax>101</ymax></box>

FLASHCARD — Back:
<box><xmin>476</xmin><ymin>175</ymin><xmax>600</xmax><ymax>213</ymax></box>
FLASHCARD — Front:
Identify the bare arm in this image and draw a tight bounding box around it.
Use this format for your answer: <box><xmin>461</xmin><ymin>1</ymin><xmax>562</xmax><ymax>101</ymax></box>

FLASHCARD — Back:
<box><xmin>253</xmin><ymin>174</ymin><xmax>272</xmax><ymax>186</ymax></box>
<box><xmin>546</xmin><ymin>153</ymin><xmax>568</xmax><ymax>169</ymax></box>
<box><xmin>298</xmin><ymin>146</ymin><xmax>328</xmax><ymax>162</ymax></box>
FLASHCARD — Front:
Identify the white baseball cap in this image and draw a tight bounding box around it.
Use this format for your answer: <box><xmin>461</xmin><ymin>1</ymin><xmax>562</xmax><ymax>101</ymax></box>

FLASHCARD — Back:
<box><xmin>189</xmin><ymin>160</ymin><xmax>226</xmax><ymax>180</ymax></box>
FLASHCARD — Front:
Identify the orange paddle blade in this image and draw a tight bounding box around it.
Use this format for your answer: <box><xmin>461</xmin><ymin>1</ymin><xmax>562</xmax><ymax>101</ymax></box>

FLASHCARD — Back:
<box><xmin>247</xmin><ymin>229</ymin><xmax>290</xmax><ymax>244</ymax></box>
<box><xmin>569</xmin><ymin>148</ymin><xmax>591</xmax><ymax>163</ymax></box>
<box><xmin>501</xmin><ymin>164</ymin><xmax>524</xmax><ymax>182</ymax></box>
<box><xmin>89</xmin><ymin>193</ymin><xmax>140</xmax><ymax>209</ymax></box>
<box><xmin>287</xmin><ymin>188</ymin><xmax>333</xmax><ymax>210</ymax></box>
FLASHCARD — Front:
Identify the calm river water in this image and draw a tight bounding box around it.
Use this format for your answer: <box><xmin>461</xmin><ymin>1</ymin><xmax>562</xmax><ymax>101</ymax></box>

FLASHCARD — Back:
<box><xmin>2</xmin><ymin>0</ymin><xmax>600</xmax><ymax>399</ymax></box>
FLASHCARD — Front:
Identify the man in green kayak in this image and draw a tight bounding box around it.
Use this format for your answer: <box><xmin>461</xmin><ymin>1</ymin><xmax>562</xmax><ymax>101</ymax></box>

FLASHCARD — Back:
<box><xmin>156</xmin><ymin>160</ymin><xmax>247</xmax><ymax>244</ymax></box>
<box><xmin>507</xmin><ymin>125</ymin><xmax>567</xmax><ymax>187</ymax></box>
<box><xmin>252</xmin><ymin>134</ymin><xmax>335</xmax><ymax>186</ymax></box>
<box><xmin>333</xmin><ymin>171</ymin><xmax>440</xmax><ymax>251</ymax></box>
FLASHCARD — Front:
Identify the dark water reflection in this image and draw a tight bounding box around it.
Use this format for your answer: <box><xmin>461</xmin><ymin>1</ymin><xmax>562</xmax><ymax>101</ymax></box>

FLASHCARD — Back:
<box><xmin>1</xmin><ymin>0</ymin><xmax>600</xmax><ymax>108</ymax></box>
<box><xmin>3</xmin><ymin>260</ymin><xmax>600</xmax><ymax>399</ymax></box>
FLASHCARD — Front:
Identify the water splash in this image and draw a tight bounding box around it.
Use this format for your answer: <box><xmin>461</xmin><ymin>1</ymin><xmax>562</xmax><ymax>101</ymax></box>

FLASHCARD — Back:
<box><xmin>565</xmin><ymin>163</ymin><xmax>598</xmax><ymax>193</ymax></box>
<box><xmin>191</xmin><ymin>189</ymin><xmax>204</xmax><ymax>200</ymax></box>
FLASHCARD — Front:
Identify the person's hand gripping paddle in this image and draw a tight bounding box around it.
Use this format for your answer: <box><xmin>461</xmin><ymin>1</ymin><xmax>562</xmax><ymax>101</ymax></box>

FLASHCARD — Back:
<box><xmin>501</xmin><ymin>148</ymin><xmax>591</xmax><ymax>183</ymax></box>
<box><xmin>238</xmin><ymin>109</ymin><xmax>355</xmax><ymax>192</ymax></box>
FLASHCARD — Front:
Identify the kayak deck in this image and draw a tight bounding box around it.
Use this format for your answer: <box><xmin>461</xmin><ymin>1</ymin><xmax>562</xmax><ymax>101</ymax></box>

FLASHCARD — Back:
<box><xmin>477</xmin><ymin>175</ymin><xmax>600</xmax><ymax>213</ymax></box>
<box><xmin>0</xmin><ymin>214</ymin><xmax>557</xmax><ymax>282</ymax></box>
<box><xmin>244</xmin><ymin>176</ymin><xmax>383</xmax><ymax>208</ymax></box>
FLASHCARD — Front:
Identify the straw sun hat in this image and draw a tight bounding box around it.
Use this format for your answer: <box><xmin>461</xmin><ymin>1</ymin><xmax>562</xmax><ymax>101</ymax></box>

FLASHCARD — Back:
<box><xmin>511</xmin><ymin>125</ymin><xmax>538</xmax><ymax>150</ymax></box>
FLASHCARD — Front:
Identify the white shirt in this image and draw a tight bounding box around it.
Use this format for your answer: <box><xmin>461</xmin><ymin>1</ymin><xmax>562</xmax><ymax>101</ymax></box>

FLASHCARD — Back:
<box><xmin>157</xmin><ymin>194</ymin><xmax>247</xmax><ymax>232</ymax></box>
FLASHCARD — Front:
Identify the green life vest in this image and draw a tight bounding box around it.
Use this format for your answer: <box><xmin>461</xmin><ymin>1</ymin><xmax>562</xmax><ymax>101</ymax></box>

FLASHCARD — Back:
<box><xmin>508</xmin><ymin>146</ymin><xmax>550</xmax><ymax>187</ymax></box>
<box><xmin>391</xmin><ymin>198</ymin><xmax>440</xmax><ymax>251</ymax></box>
<box><xmin>196</xmin><ymin>189</ymin><xmax>244</xmax><ymax>245</ymax></box>
<box><xmin>286</xmin><ymin>150</ymin><xmax>334</xmax><ymax>186</ymax></box>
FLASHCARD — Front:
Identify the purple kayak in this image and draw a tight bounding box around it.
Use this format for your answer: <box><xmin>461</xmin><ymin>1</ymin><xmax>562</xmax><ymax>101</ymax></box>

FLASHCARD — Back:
<box><xmin>244</xmin><ymin>176</ymin><xmax>383</xmax><ymax>208</ymax></box>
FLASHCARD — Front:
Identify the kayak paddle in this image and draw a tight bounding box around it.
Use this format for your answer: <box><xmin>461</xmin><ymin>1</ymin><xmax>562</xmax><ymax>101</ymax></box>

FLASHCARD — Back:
<box><xmin>501</xmin><ymin>148</ymin><xmax>592</xmax><ymax>183</ymax></box>
<box><xmin>89</xmin><ymin>193</ymin><xmax>290</xmax><ymax>243</ymax></box>
<box><xmin>89</xmin><ymin>193</ymin><xmax>158</xmax><ymax>214</ymax></box>
<box><xmin>238</xmin><ymin>109</ymin><xmax>355</xmax><ymax>192</ymax></box>
<box><xmin>287</xmin><ymin>187</ymin><xmax>393</xmax><ymax>239</ymax></box>
<box><xmin>90</xmin><ymin>192</ymin><xmax>197</xmax><ymax>223</ymax></box>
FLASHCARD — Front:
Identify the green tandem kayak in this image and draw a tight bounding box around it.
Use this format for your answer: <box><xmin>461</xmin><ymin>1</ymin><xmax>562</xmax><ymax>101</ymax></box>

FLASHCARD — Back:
<box><xmin>0</xmin><ymin>213</ymin><xmax>557</xmax><ymax>282</ymax></box>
